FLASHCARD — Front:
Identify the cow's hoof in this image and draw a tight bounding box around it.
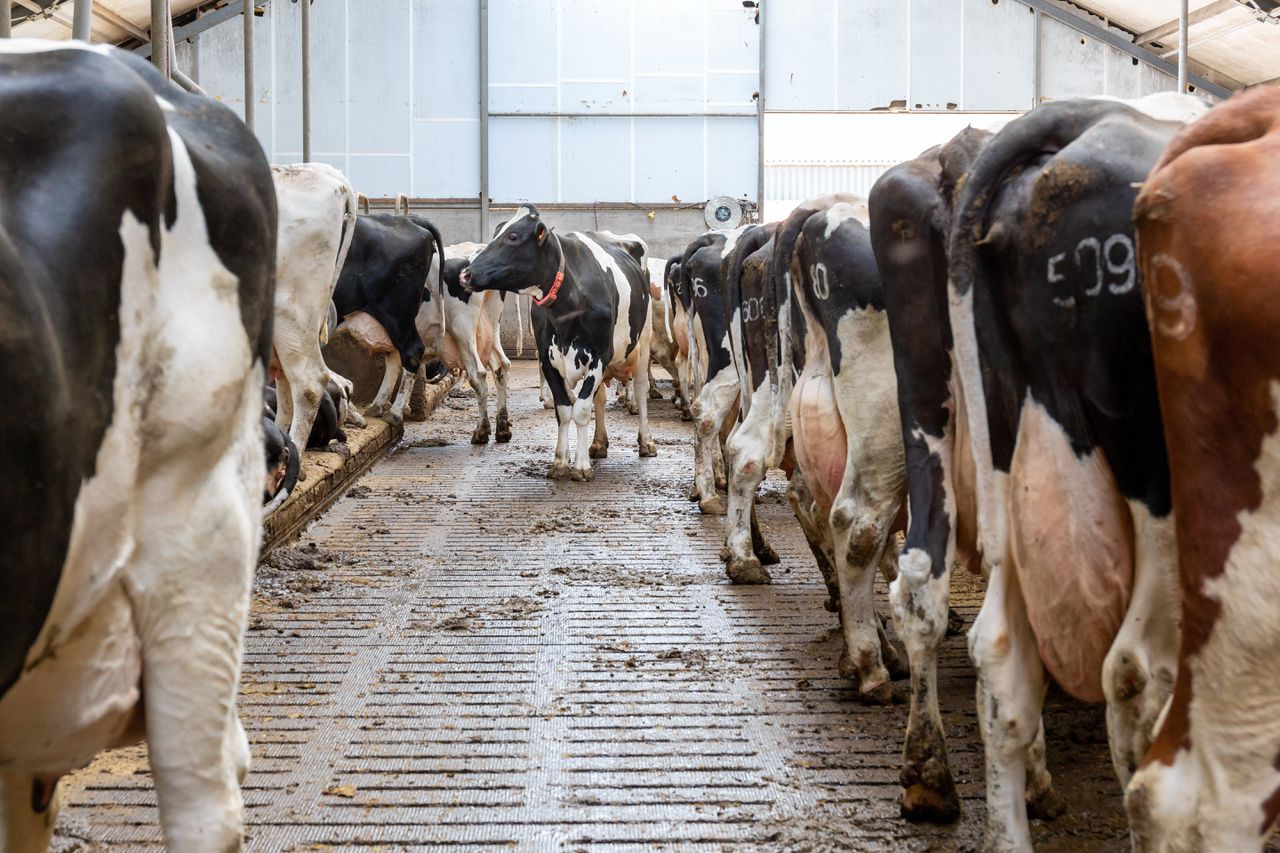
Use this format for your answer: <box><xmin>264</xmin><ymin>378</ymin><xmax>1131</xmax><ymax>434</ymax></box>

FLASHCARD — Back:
<box><xmin>718</xmin><ymin>545</ymin><xmax>731</xmax><ymax>562</ymax></box>
<box><xmin>1026</xmin><ymin>783</ymin><xmax>1068</xmax><ymax>821</ymax></box>
<box><xmin>297</xmin><ymin>467</ymin><xmax>308</xmax><ymax>483</ymax></box>
<box><xmin>385</xmin><ymin>412</ymin><xmax>403</xmax><ymax>428</ymax></box>
<box><xmin>945</xmin><ymin>606</ymin><xmax>966</xmax><ymax>636</ymax></box>
<box><xmin>884</xmin><ymin>643</ymin><xmax>911</xmax><ymax>681</ymax></box>
<box><xmin>346</xmin><ymin>411</ymin><xmax>368</xmax><ymax>429</ymax></box>
<box><xmin>900</xmin><ymin>773</ymin><xmax>961</xmax><ymax>824</ymax></box>
<box><xmin>366</xmin><ymin>402</ymin><xmax>387</xmax><ymax>418</ymax></box>
<box><xmin>638</xmin><ymin>438</ymin><xmax>657</xmax><ymax>458</ymax></box>
<box><xmin>589</xmin><ymin>443</ymin><xmax>608</xmax><ymax>459</ymax></box>
<box><xmin>471</xmin><ymin>427</ymin><xmax>490</xmax><ymax>445</ymax></box>
<box><xmin>859</xmin><ymin>680</ymin><xmax>907</xmax><ymax>706</ymax></box>
<box><xmin>824</xmin><ymin>597</ymin><xmax>839</xmax><ymax>613</ymax></box>
<box><xmin>755</xmin><ymin>542</ymin><xmax>780</xmax><ymax>566</ymax></box>
<box><xmin>542</xmin><ymin>397</ymin><xmax>555</xmax><ymax>410</ymax></box>
<box><xmin>680</xmin><ymin>409</ymin><xmax>693</xmax><ymax>422</ymax></box>
<box><xmin>727</xmin><ymin>556</ymin><xmax>772</xmax><ymax>585</ymax></box>
<box><xmin>548</xmin><ymin>462</ymin><xmax>571</xmax><ymax>480</ymax></box>
<box><xmin>496</xmin><ymin>428</ymin><xmax>512</xmax><ymax>443</ymax></box>
<box><xmin>699</xmin><ymin>495</ymin><xmax>726</xmax><ymax>515</ymax></box>
<box><xmin>715</xmin><ymin>475</ymin><xmax>727</xmax><ymax>491</ymax></box>
<box><xmin>571</xmin><ymin>466</ymin><xmax>595</xmax><ymax>482</ymax></box>
<box><xmin>648</xmin><ymin>386</ymin><xmax>663</xmax><ymax>400</ymax></box>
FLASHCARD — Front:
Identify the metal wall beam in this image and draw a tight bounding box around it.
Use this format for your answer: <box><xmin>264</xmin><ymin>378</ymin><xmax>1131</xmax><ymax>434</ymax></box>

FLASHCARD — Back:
<box><xmin>301</xmin><ymin>0</ymin><xmax>310</xmax><ymax>161</ymax></box>
<box><xmin>479</xmin><ymin>0</ymin><xmax>489</xmax><ymax>239</ymax></box>
<box><xmin>93</xmin><ymin>4</ymin><xmax>147</xmax><ymax>39</ymax></box>
<box><xmin>71</xmin><ymin>0</ymin><xmax>91</xmax><ymax>40</ymax></box>
<box><xmin>1014</xmin><ymin>0</ymin><xmax>1232</xmax><ymax>98</ymax></box>
<box><xmin>243</xmin><ymin>0</ymin><xmax>254</xmax><ymax>131</ymax></box>
<box><xmin>1137</xmin><ymin>0</ymin><xmax>1236</xmax><ymax>46</ymax></box>
<box><xmin>136</xmin><ymin>0</ymin><xmax>250</xmax><ymax>59</ymax></box>
<box><xmin>1178</xmin><ymin>0</ymin><xmax>1189</xmax><ymax>90</ymax></box>
<box><xmin>756</xmin><ymin>0</ymin><xmax>765</xmax><ymax>220</ymax></box>
<box><xmin>151</xmin><ymin>0</ymin><xmax>169</xmax><ymax>78</ymax></box>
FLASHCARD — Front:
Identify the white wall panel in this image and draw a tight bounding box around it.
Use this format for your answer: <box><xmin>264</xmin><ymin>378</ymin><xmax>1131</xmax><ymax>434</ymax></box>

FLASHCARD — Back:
<box><xmin>963</xmin><ymin>0</ymin><xmax>1035</xmax><ymax>110</ymax></box>
<box><xmin>835</xmin><ymin>0</ymin><xmax>907</xmax><ymax>111</ymax></box>
<box><xmin>560</xmin><ymin>118</ymin><xmax>631</xmax><ymax>202</ymax></box>
<box><xmin>1039</xmin><ymin>15</ymin><xmax>1105</xmax><ymax>101</ymax></box>
<box><xmin>909</xmin><ymin>0</ymin><xmax>962</xmax><ymax>110</ymax></box>
<box><xmin>490</xmin><ymin>117</ymin><xmax>557</xmax><ymax>201</ymax></box>
<box><xmin>634</xmin><ymin>118</ymin><xmax>705</xmax><ymax>203</ymax></box>
<box><xmin>765</xmin><ymin>0</ymin><xmax>836</xmax><ymax>110</ymax></box>
<box><xmin>349</xmin><ymin>0</ymin><xmax>411</xmax><ymax>157</ymax></box>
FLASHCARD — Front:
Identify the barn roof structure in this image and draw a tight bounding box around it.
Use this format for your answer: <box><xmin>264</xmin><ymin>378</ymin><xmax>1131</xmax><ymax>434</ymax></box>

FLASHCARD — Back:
<box><xmin>6</xmin><ymin>0</ymin><xmax>1277</xmax><ymax>94</ymax></box>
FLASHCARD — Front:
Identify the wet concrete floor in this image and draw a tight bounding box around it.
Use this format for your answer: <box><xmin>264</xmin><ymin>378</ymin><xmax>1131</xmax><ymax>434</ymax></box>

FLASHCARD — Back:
<box><xmin>55</xmin><ymin>362</ymin><xmax>1129</xmax><ymax>852</ymax></box>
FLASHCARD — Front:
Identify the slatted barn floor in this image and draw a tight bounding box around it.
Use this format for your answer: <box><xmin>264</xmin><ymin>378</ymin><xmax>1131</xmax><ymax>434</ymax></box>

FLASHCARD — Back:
<box><xmin>54</xmin><ymin>362</ymin><xmax>1129</xmax><ymax>852</ymax></box>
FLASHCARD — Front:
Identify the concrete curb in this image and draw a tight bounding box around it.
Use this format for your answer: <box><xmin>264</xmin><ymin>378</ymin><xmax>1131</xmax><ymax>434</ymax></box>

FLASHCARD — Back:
<box><xmin>261</xmin><ymin>375</ymin><xmax>457</xmax><ymax>553</ymax></box>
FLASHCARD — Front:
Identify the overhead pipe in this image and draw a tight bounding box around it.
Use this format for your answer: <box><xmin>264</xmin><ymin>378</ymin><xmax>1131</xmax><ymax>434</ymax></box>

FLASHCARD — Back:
<box><xmin>301</xmin><ymin>0</ymin><xmax>311</xmax><ymax>161</ymax></box>
<box><xmin>479</xmin><ymin>0</ymin><xmax>489</xmax><ymax>239</ymax></box>
<box><xmin>243</xmin><ymin>0</ymin><xmax>254</xmax><ymax>130</ymax></box>
<box><xmin>1177</xmin><ymin>0</ymin><xmax>1189</xmax><ymax>91</ymax></box>
<box><xmin>72</xmin><ymin>0</ymin><xmax>92</xmax><ymax>40</ymax></box>
<box><xmin>151</xmin><ymin>0</ymin><xmax>170</xmax><ymax>79</ymax></box>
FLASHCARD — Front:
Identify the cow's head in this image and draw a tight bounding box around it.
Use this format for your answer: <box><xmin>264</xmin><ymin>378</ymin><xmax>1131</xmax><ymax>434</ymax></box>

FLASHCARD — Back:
<box><xmin>458</xmin><ymin>205</ymin><xmax>556</xmax><ymax>296</ymax></box>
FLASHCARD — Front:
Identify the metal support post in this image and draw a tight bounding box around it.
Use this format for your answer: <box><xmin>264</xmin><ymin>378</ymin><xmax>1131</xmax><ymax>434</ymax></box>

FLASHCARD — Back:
<box><xmin>243</xmin><ymin>0</ymin><xmax>255</xmax><ymax>130</ymax></box>
<box><xmin>479</xmin><ymin>0</ymin><xmax>490</xmax><ymax>239</ymax></box>
<box><xmin>151</xmin><ymin>0</ymin><xmax>170</xmax><ymax>78</ymax></box>
<box><xmin>72</xmin><ymin>0</ymin><xmax>92</xmax><ymax>40</ymax></box>
<box><xmin>1177</xmin><ymin>0</ymin><xmax>1189</xmax><ymax>91</ymax></box>
<box><xmin>756</xmin><ymin>0</ymin><xmax>765</xmax><ymax>222</ymax></box>
<box><xmin>301</xmin><ymin>0</ymin><xmax>311</xmax><ymax>162</ymax></box>
<box><xmin>1</xmin><ymin>0</ymin><xmax>11</xmax><ymax>39</ymax></box>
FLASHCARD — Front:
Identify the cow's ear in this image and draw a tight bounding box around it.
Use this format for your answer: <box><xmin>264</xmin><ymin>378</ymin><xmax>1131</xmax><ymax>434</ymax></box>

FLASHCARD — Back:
<box><xmin>536</xmin><ymin>223</ymin><xmax>548</xmax><ymax>245</ymax></box>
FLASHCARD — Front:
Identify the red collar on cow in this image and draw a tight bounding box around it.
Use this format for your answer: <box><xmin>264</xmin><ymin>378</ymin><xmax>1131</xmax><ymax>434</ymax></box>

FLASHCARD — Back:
<box><xmin>533</xmin><ymin>237</ymin><xmax>567</xmax><ymax>307</ymax></box>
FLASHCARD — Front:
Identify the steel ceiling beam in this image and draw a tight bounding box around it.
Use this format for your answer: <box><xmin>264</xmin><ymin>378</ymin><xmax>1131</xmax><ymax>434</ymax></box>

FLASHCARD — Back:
<box><xmin>136</xmin><ymin>0</ymin><xmax>249</xmax><ymax>58</ymax></box>
<box><xmin>1137</xmin><ymin>0</ymin><xmax>1237</xmax><ymax>46</ymax></box>
<box><xmin>1014</xmin><ymin>0</ymin><xmax>1233</xmax><ymax>97</ymax></box>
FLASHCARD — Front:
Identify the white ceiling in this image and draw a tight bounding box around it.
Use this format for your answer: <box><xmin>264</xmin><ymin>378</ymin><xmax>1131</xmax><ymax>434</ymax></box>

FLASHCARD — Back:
<box><xmin>10</xmin><ymin>0</ymin><xmax>208</xmax><ymax>44</ymax></box>
<box><xmin>1060</xmin><ymin>0</ymin><xmax>1280</xmax><ymax>86</ymax></box>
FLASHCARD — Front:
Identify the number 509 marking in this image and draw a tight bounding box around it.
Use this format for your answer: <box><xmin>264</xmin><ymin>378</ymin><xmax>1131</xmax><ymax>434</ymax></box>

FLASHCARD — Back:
<box><xmin>1047</xmin><ymin>233</ymin><xmax>1136</xmax><ymax>297</ymax></box>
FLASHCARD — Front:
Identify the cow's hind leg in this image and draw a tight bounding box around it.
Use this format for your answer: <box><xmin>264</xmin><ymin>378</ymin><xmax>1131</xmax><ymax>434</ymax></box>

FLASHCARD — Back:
<box><xmin>724</xmin><ymin>395</ymin><xmax>772</xmax><ymax>583</ymax></box>
<box><xmin>589</xmin><ymin>380</ymin><xmax>609</xmax><ymax>459</ymax></box>
<box><xmin>366</xmin><ymin>350</ymin><xmax>402</xmax><ymax>419</ymax></box>
<box><xmin>133</xmin><ymin>416</ymin><xmax>258</xmax><ymax>852</ymax></box>
<box><xmin>1</xmin><ymin>773</ymin><xmax>59</xmax><ymax>851</ymax></box>
<box><xmin>386</xmin><ymin>365</ymin><xmax>415</xmax><ymax>427</ymax></box>
<box><xmin>787</xmin><ymin>471</ymin><xmax>841</xmax><ymax>613</ymax></box>
<box><xmin>635</xmin><ymin>337</ymin><xmax>657</xmax><ymax>457</ymax></box>
<box><xmin>1102</xmin><ymin>505</ymin><xmax>1179</xmax><ymax>786</ymax></box>
<box><xmin>830</xmin><ymin>497</ymin><xmax>901</xmax><ymax>704</ymax></box>
<box><xmin>545</xmin><ymin>358</ymin><xmax>573</xmax><ymax>480</ymax></box>
<box><xmin>970</xmin><ymin>552</ymin><xmax>1048</xmax><ymax>853</ymax></box>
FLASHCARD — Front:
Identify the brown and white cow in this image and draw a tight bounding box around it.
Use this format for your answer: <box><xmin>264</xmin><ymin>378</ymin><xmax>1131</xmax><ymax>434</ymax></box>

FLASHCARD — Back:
<box><xmin>1127</xmin><ymin>85</ymin><xmax>1280</xmax><ymax>853</ymax></box>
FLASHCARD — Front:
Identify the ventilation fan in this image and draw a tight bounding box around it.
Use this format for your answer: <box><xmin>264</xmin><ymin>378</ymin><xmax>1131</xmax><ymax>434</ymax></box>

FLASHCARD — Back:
<box><xmin>704</xmin><ymin>196</ymin><xmax>744</xmax><ymax>230</ymax></box>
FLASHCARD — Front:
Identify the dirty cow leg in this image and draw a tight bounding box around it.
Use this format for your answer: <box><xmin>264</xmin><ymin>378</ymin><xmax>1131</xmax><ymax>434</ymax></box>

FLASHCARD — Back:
<box><xmin>692</xmin><ymin>366</ymin><xmax>738</xmax><ymax>515</ymax></box>
<box><xmin>0</xmin><ymin>773</ymin><xmax>59</xmax><ymax>851</ymax></box>
<box><xmin>724</xmin><ymin>392</ymin><xmax>773</xmax><ymax>584</ymax></box>
<box><xmin>1102</xmin><ymin>506</ymin><xmax>1179</xmax><ymax>786</ymax></box>
<box><xmin>970</xmin><ymin>552</ymin><xmax>1048</xmax><ymax>853</ymax></box>
<box><xmin>366</xmin><ymin>350</ymin><xmax>402</xmax><ymax>419</ymax></box>
<box><xmin>133</xmin><ymin>431</ymin><xmax>258</xmax><ymax>852</ymax></box>
<box><xmin>544</xmin><ymin>360</ymin><xmax>573</xmax><ymax>480</ymax></box>
<box><xmin>830</xmin><ymin>495</ymin><xmax>899</xmax><ymax>703</ymax></box>
<box><xmin>461</xmin><ymin>343</ymin><xmax>491</xmax><ymax>445</ymax></box>
<box><xmin>493</xmin><ymin>357</ymin><xmax>512</xmax><ymax>443</ymax></box>
<box><xmin>589</xmin><ymin>379</ymin><xmax>610</xmax><ymax>460</ymax></box>
<box><xmin>635</xmin><ymin>337</ymin><xmax>657</xmax><ymax>458</ymax></box>
<box><xmin>573</xmin><ymin>364</ymin><xmax>605</xmax><ymax>481</ymax></box>
<box><xmin>386</xmin><ymin>366</ymin><xmax>415</xmax><ymax>427</ymax></box>
<box><xmin>787</xmin><ymin>471</ymin><xmax>841</xmax><ymax>612</ymax></box>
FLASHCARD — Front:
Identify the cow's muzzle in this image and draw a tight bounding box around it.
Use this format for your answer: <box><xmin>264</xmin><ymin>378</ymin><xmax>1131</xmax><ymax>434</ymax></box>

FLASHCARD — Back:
<box><xmin>459</xmin><ymin>267</ymin><xmax>474</xmax><ymax>290</ymax></box>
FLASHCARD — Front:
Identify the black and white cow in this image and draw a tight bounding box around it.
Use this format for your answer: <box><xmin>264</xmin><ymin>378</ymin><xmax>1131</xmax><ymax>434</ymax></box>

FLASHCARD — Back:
<box><xmin>868</xmin><ymin>128</ymin><xmax>998</xmax><ymax>823</ymax></box>
<box><xmin>333</xmin><ymin>213</ymin><xmax>445</xmax><ymax>426</ymax></box>
<box><xmin>946</xmin><ymin>94</ymin><xmax>1206</xmax><ymax>850</ymax></box>
<box><xmin>679</xmin><ymin>229</ymin><xmax>745</xmax><ymax>513</ymax></box>
<box><xmin>645</xmin><ymin>257</ymin><xmax>691</xmax><ymax>418</ymax></box>
<box><xmin>459</xmin><ymin>205</ymin><xmax>655</xmax><ymax>481</ymax></box>
<box><xmin>417</xmin><ymin>242</ymin><xmax>514</xmax><ymax>444</ymax></box>
<box><xmin>263</xmin><ymin>416</ymin><xmax>301</xmax><ymax>511</ymax></box>
<box><xmin>0</xmin><ymin>41</ymin><xmax>275</xmax><ymax>849</ymax></box>
<box><xmin>269</xmin><ymin>163</ymin><xmax>357</xmax><ymax>455</ymax></box>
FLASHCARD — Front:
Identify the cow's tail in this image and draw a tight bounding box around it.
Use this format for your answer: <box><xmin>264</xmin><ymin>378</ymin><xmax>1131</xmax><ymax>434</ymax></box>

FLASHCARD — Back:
<box><xmin>406</xmin><ymin>214</ymin><xmax>448</xmax><ymax>303</ymax></box>
<box><xmin>515</xmin><ymin>293</ymin><xmax>525</xmax><ymax>357</ymax></box>
<box><xmin>322</xmin><ymin>179</ymin><xmax>359</xmax><ymax>347</ymax></box>
<box><xmin>356</xmin><ymin>192</ymin><xmax>370</xmax><ymax>214</ymax></box>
